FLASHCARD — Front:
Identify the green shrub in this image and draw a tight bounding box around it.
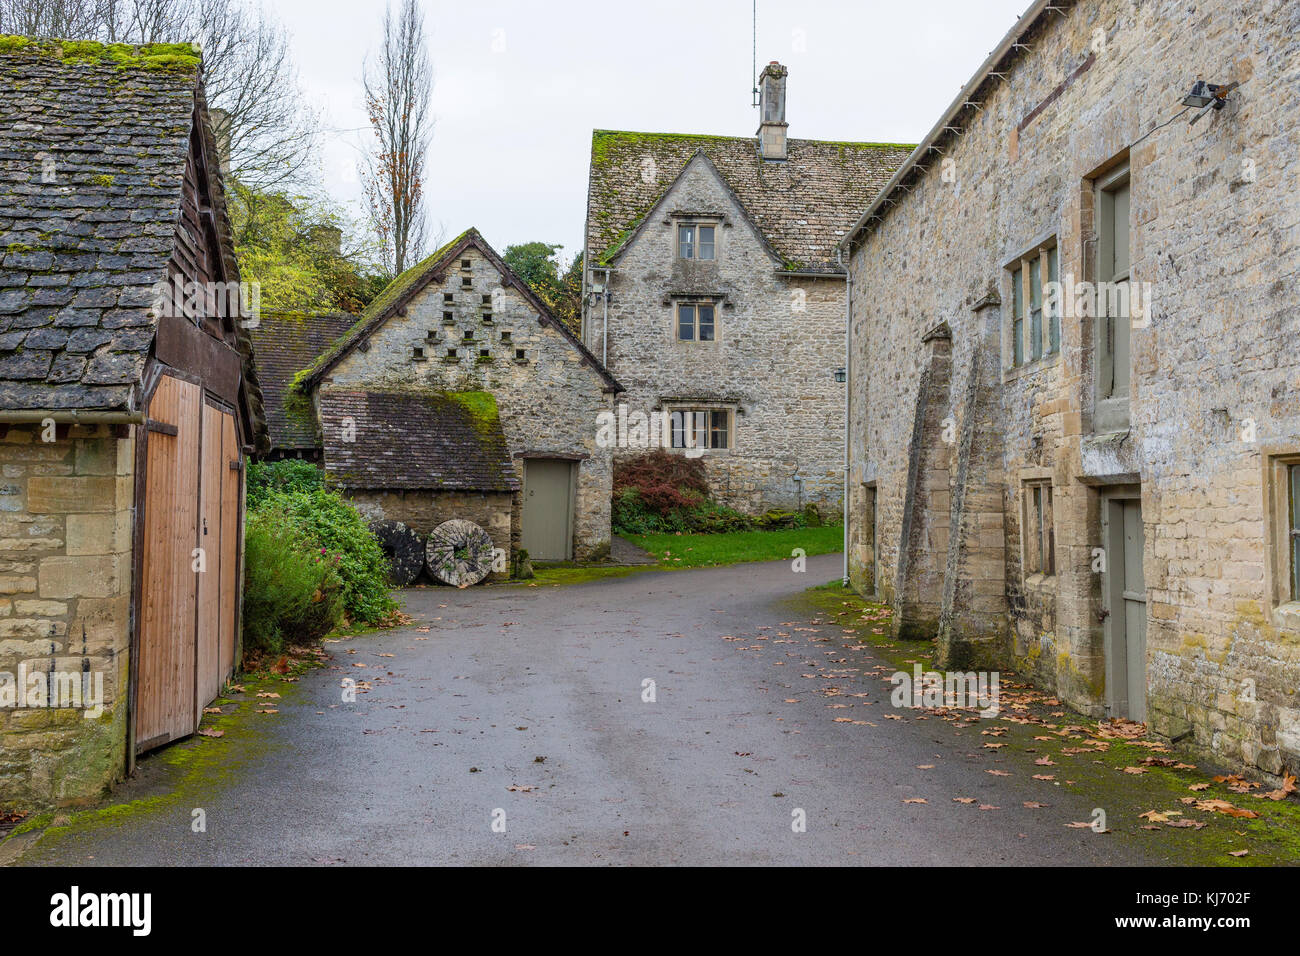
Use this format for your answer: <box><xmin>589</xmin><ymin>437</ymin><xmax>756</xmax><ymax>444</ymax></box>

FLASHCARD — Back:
<box><xmin>242</xmin><ymin>508</ymin><xmax>344</xmax><ymax>654</ymax></box>
<box><xmin>258</xmin><ymin>489</ymin><xmax>397</xmax><ymax>624</ymax></box>
<box><xmin>247</xmin><ymin>459</ymin><xmax>323</xmax><ymax>509</ymax></box>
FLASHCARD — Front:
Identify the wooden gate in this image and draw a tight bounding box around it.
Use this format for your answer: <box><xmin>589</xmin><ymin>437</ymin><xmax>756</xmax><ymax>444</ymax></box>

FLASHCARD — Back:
<box><xmin>135</xmin><ymin>374</ymin><xmax>242</xmax><ymax>753</ymax></box>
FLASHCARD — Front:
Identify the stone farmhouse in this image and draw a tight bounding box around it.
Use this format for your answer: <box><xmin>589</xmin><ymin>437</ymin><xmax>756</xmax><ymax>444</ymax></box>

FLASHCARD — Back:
<box><xmin>292</xmin><ymin>228</ymin><xmax>623</xmax><ymax>568</ymax></box>
<box><xmin>0</xmin><ymin>38</ymin><xmax>267</xmax><ymax>808</ymax></box>
<box><xmin>842</xmin><ymin>0</ymin><xmax>1299</xmax><ymax>779</ymax></box>
<box><xmin>582</xmin><ymin>63</ymin><xmax>911</xmax><ymax>516</ymax></box>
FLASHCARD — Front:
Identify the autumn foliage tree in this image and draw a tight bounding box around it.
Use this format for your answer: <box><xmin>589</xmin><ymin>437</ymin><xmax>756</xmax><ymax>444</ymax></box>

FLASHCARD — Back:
<box><xmin>359</xmin><ymin>0</ymin><xmax>433</xmax><ymax>277</ymax></box>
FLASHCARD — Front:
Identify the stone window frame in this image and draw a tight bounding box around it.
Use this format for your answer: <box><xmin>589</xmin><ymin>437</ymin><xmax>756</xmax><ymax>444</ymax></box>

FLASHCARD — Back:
<box><xmin>1001</xmin><ymin>233</ymin><xmax>1061</xmax><ymax>380</ymax></box>
<box><xmin>673</xmin><ymin>297</ymin><xmax>720</xmax><ymax>344</ymax></box>
<box><xmin>1263</xmin><ymin>447</ymin><xmax>1300</xmax><ymax>624</ymax></box>
<box><xmin>676</xmin><ymin>220</ymin><xmax>719</xmax><ymax>262</ymax></box>
<box><xmin>1091</xmin><ymin>158</ymin><xmax>1133</xmax><ymax>434</ymax></box>
<box><xmin>660</xmin><ymin>402</ymin><xmax>735</xmax><ymax>454</ymax></box>
<box><xmin>1019</xmin><ymin>468</ymin><xmax>1056</xmax><ymax>585</ymax></box>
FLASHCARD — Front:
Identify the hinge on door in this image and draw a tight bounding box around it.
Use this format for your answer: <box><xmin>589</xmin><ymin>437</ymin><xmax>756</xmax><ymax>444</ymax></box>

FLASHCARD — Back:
<box><xmin>228</xmin><ymin>459</ymin><xmax>242</xmax><ymax>471</ymax></box>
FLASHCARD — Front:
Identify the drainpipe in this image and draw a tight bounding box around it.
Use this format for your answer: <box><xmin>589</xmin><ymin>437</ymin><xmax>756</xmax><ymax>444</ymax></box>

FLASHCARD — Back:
<box><xmin>839</xmin><ymin>246</ymin><xmax>851</xmax><ymax>587</ymax></box>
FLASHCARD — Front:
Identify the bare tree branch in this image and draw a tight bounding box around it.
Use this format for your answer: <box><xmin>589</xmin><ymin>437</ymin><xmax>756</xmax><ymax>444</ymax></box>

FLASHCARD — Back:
<box><xmin>359</xmin><ymin>0</ymin><xmax>432</xmax><ymax>276</ymax></box>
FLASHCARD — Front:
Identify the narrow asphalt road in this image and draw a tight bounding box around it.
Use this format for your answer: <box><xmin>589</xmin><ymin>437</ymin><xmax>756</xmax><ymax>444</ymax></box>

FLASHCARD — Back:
<box><xmin>21</xmin><ymin>555</ymin><xmax>1166</xmax><ymax>866</ymax></box>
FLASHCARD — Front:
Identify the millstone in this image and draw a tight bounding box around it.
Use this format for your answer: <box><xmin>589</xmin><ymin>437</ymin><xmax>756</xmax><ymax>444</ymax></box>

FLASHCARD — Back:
<box><xmin>426</xmin><ymin>518</ymin><xmax>496</xmax><ymax>588</ymax></box>
<box><xmin>368</xmin><ymin>519</ymin><xmax>425</xmax><ymax>587</ymax></box>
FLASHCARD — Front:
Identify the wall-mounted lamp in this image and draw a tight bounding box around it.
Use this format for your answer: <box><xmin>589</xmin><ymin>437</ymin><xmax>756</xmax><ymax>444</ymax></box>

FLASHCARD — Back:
<box><xmin>1183</xmin><ymin>79</ymin><xmax>1239</xmax><ymax>126</ymax></box>
<box><xmin>833</xmin><ymin>367</ymin><xmax>847</xmax><ymax>383</ymax></box>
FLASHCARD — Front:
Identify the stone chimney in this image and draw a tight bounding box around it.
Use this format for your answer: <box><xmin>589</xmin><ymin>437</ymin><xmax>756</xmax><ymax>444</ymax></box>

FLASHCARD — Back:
<box><xmin>209</xmin><ymin>106</ymin><xmax>232</xmax><ymax>178</ymax></box>
<box><xmin>756</xmin><ymin>61</ymin><xmax>788</xmax><ymax>161</ymax></box>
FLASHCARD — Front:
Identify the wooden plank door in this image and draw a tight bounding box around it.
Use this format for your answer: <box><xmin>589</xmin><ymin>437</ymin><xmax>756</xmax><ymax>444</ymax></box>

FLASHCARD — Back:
<box><xmin>521</xmin><ymin>459</ymin><xmax>574</xmax><ymax>561</ymax></box>
<box><xmin>195</xmin><ymin>402</ymin><xmax>224</xmax><ymax>717</ymax></box>
<box><xmin>218</xmin><ymin>410</ymin><xmax>240</xmax><ymax>680</ymax></box>
<box><xmin>136</xmin><ymin>375</ymin><xmax>201</xmax><ymax>752</ymax></box>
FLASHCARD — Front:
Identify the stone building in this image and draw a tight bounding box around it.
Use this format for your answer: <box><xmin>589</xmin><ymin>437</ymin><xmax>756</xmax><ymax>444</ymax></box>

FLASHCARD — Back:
<box><xmin>0</xmin><ymin>38</ymin><xmax>266</xmax><ymax>808</ymax></box>
<box><xmin>842</xmin><ymin>0</ymin><xmax>1300</xmax><ymax>779</ymax></box>
<box><xmin>582</xmin><ymin>63</ymin><xmax>911</xmax><ymax>515</ymax></box>
<box><xmin>295</xmin><ymin>228</ymin><xmax>622</xmax><ymax>566</ymax></box>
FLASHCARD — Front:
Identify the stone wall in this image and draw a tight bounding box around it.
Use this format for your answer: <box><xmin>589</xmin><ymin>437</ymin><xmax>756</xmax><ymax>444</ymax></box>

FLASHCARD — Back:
<box><xmin>346</xmin><ymin>489</ymin><xmax>513</xmax><ymax>582</ymax></box>
<box><xmin>847</xmin><ymin>0</ymin><xmax>1300</xmax><ymax>778</ymax></box>
<box><xmin>0</xmin><ymin>423</ymin><xmax>134</xmax><ymax>809</ymax></box>
<box><xmin>324</xmin><ymin>245</ymin><xmax>615</xmax><ymax>562</ymax></box>
<box><xmin>586</xmin><ymin>154</ymin><xmax>846</xmax><ymax>517</ymax></box>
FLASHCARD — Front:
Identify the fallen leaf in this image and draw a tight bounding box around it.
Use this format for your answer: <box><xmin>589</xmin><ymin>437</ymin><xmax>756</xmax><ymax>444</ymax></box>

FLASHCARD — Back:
<box><xmin>196</xmin><ymin>728</ymin><xmax>224</xmax><ymax>738</ymax></box>
<box><xmin>903</xmin><ymin>798</ymin><xmax>927</xmax><ymax>804</ymax></box>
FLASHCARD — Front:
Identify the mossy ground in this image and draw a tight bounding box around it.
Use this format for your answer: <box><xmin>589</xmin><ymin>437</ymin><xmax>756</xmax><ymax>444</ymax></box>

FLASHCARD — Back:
<box><xmin>795</xmin><ymin>581</ymin><xmax>1300</xmax><ymax>866</ymax></box>
<box><xmin>1</xmin><ymin>666</ymin><xmax>307</xmax><ymax>858</ymax></box>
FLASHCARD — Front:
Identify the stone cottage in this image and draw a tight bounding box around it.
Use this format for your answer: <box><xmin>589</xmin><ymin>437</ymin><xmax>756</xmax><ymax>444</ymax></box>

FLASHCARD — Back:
<box><xmin>842</xmin><ymin>0</ymin><xmax>1300</xmax><ymax>779</ymax></box>
<box><xmin>295</xmin><ymin>228</ymin><xmax>622</xmax><ymax>566</ymax></box>
<box><xmin>582</xmin><ymin>63</ymin><xmax>912</xmax><ymax>515</ymax></box>
<box><xmin>0</xmin><ymin>37</ymin><xmax>267</xmax><ymax>808</ymax></box>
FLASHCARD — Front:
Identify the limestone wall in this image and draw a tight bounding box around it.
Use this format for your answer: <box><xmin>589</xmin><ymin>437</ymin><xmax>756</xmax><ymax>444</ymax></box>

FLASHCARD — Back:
<box><xmin>847</xmin><ymin>0</ymin><xmax>1300</xmax><ymax>777</ymax></box>
<box><xmin>0</xmin><ymin>423</ymin><xmax>134</xmax><ymax>809</ymax></box>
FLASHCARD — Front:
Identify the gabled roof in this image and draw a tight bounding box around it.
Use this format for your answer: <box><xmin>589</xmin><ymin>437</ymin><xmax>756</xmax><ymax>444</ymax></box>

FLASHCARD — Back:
<box><xmin>320</xmin><ymin>389</ymin><xmax>519</xmax><ymax>492</ymax></box>
<box><xmin>248</xmin><ymin>310</ymin><xmax>355</xmax><ymax>451</ymax></box>
<box><xmin>843</xmin><ymin>0</ymin><xmax>1061</xmax><ymax>250</ymax></box>
<box><xmin>586</xmin><ymin>130</ymin><xmax>914</xmax><ymax>273</ymax></box>
<box><xmin>297</xmin><ymin>228</ymin><xmax>623</xmax><ymax>393</ymax></box>
<box><xmin>0</xmin><ymin>36</ymin><xmax>244</xmax><ymax>412</ymax></box>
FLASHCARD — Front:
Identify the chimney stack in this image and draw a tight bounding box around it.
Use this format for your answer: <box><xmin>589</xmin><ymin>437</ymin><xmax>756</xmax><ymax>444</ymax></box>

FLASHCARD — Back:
<box><xmin>209</xmin><ymin>107</ymin><xmax>232</xmax><ymax>178</ymax></box>
<box><xmin>756</xmin><ymin>61</ymin><xmax>788</xmax><ymax>161</ymax></box>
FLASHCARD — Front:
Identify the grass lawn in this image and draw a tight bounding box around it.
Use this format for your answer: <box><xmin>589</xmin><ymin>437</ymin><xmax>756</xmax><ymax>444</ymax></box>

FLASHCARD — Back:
<box><xmin>625</xmin><ymin>524</ymin><xmax>843</xmax><ymax>568</ymax></box>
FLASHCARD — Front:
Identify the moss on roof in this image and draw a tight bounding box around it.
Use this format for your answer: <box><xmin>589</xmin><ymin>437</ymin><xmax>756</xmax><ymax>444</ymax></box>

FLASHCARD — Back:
<box><xmin>294</xmin><ymin>228</ymin><xmax>475</xmax><ymax>388</ymax></box>
<box><xmin>586</xmin><ymin>129</ymin><xmax>916</xmax><ymax>270</ymax></box>
<box><xmin>0</xmin><ymin>35</ymin><xmax>201</xmax><ymax>72</ymax></box>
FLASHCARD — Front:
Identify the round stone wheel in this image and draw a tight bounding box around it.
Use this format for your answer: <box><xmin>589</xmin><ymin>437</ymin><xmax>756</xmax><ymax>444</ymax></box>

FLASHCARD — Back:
<box><xmin>426</xmin><ymin>519</ymin><xmax>496</xmax><ymax>588</ymax></box>
<box><xmin>369</xmin><ymin>520</ymin><xmax>425</xmax><ymax>587</ymax></box>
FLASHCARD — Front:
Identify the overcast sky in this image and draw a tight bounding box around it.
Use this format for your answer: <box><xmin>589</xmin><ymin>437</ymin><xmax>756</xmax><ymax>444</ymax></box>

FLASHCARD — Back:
<box><xmin>272</xmin><ymin>0</ymin><xmax>1032</xmax><ymax>261</ymax></box>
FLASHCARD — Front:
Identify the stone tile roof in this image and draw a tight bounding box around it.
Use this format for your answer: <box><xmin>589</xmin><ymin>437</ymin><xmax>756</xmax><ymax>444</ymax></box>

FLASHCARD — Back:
<box><xmin>0</xmin><ymin>37</ymin><xmax>213</xmax><ymax>411</ymax></box>
<box><xmin>319</xmin><ymin>389</ymin><xmax>519</xmax><ymax>492</ymax></box>
<box><xmin>248</xmin><ymin>310</ymin><xmax>355</xmax><ymax>451</ymax></box>
<box><xmin>586</xmin><ymin>130</ymin><xmax>914</xmax><ymax>273</ymax></box>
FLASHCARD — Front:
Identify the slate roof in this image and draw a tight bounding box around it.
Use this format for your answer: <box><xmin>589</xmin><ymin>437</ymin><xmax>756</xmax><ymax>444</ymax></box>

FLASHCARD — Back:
<box><xmin>586</xmin><ymin>131</ymin><xmax>914</xmax><ymax>273</ymax></box>
<box><xmin>319</xmin><ymin>389</ymin><xmax>519</xmax><ymax>492</ymax></box>
<box><xmin>298</xmin><ymin>227</ymin><xmax>622</xmax><ymax>393</ymax></box>
<box><xmin>248</xmin><ymin>310</ymin><xmax>354</xmax><ymax>451</ymax></box>
<box><xmin>0</xmin><ymin>36</ymin><xmax>257</xmax><ymax>414</ymax></box>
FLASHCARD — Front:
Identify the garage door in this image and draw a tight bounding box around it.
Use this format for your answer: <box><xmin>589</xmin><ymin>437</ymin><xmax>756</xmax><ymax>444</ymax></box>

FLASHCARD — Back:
<box><xmin>135</xmin><ymin>375</ymin><xmax>241</xmax><ymax>753</ymax></box>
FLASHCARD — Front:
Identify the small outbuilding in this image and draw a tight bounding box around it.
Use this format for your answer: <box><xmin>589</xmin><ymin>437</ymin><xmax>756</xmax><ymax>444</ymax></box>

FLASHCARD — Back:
<box><xmin>0</xmin><ymin>38</ymin><xmax>267</xmax><ymax>808</ymax></box>
<box><xmin>294</xmin><ymin>228</ymin><xmax>622</xmax><ymax>570</ymax></box>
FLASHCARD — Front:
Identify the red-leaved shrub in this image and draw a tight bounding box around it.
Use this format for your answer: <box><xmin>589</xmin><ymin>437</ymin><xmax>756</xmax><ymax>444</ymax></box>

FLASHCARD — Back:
<box><xmin>613</xmin><ymin>450</ymin><xmax>709</xmax><ymax>513</ymax></box>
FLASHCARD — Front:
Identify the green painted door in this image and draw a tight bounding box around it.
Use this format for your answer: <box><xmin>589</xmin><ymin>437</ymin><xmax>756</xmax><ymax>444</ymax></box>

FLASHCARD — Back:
<box><xmin>522</xmin><ymin>459</ymin><xmax>574</xmax><ymax>561</ymax></box>
<box><xmin>1104</xmin><ymin>494</ymin><xmax>1147</xmax><ymax>723</ymax></box>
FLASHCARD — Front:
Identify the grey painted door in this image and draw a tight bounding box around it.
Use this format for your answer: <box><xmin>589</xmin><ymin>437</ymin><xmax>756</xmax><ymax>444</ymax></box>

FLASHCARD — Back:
<box><xmin>522</xmin><ymin>459</ymin><xmax>574</xmax><ymax>561</ymax></box>
<box><xmin>1104</xmin><ymin>495</ymin><xmax>1147</xmax><ymax>722</ymax></box>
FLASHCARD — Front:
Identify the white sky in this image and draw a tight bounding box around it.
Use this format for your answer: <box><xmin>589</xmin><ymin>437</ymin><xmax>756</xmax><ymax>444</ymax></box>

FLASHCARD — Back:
<box><xmin>271</xmin><ymin>0</ymin><xmax>1032</xmax><ymax>261</ymax></box>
